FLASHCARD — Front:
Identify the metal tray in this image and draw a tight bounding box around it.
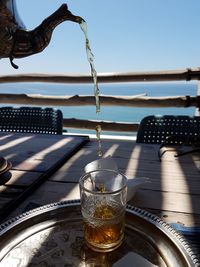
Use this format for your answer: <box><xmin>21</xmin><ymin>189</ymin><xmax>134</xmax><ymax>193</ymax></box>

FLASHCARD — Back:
<box><xmin>0</xmin><ymin>200</ymin><xmax>199</xmax><ymax>267</ymax></box>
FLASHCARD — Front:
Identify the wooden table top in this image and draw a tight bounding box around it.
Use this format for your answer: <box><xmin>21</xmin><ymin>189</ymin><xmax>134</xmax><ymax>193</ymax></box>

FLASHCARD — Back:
<box><xmin>1</xmin><ymin>134</ymin><xmax>200</xmax><ymax>261</ymax></box>
<box><xmin>1</xmin><ymin>135</ymin><xmax>200</xmax><ymax>228</ymax></box>
<box><xmin>3</xmin><ymin>136</ymin><xmax>199</xmax><ymax>230</ymax></box>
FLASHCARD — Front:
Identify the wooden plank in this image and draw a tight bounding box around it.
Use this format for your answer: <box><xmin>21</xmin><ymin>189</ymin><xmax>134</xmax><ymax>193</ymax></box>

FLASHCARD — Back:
<box><xmin>0</xmin><ymin>196</ymin><xmax>14</xmax><ymax>209</ymax></box>
<box><xmin>143</xmin><ymin>208</ymin><xmax>200</xmax><ymax>227</ymax></box>
<box><xmin>0</xmin><ymin>68</ymin><xmax>200</xmax><ymax>83</ymax></box>
<box><xmin>131</xmin><ymin>189</ymin><xmax>200</xmax><ymax>214</ymax></box>
<box><xmin>4</xmin><ymin>181</ymin><xmax>80</xmax><ymax>221</ymax></box>
<box><xmin>195</xmin><ymin>81</ymin><xmax>200</xmax><ymax>116</ymax></box>
<box><xmin>0</xmin><ymin>185</ymin><xmax>24</xmax><ymax>195</ymax></box>
<box><xmin>0</xmin><ymin>133</ymin><xmax>89</xmax><ymax>172</ymax></box>
<box><xmin>63</xmin><ymin>118</ymin><xmax>139</xmax><ymax>132</ymax></box>
<box><xmin>0</xmin><ymin>170</ymin><xmax>44</xmax><ymax>218</ymax></box>
<box><xmin>5</xmin><ymin>180</ymin><xmax>200</xmax><ymax>228</ymax></box>
<box><xmin>0</xmin><ymin>93</ymin><xmax>196</xmax><ymax>109</ymax></box>
<box><xmin>134</xmin><ymin>179</ymin><xmax>200</xmax><ymax>194</ymax></box>
<box><xmin>50</xmin><ymin>140</ymin><xmax>200</xmax><ymax>182</ymax></box>
<box><xmin>0</xmin><ymin>170</ymin><xmax>43</xmax><ymax>187</ymax></box>
<box><xmin>19</xmin><ymin>181</ymin><xmax>80</xmax><ymax>204</ymax></box>
<box><xmin>50</xmin><ymin>166</ymin><xmax>200</xmax><ymax>194</ymax></box>
<box><xmin>76</xmin><ymin>141</ymin><xmax>200</xmax><ymax>167</ymax></box>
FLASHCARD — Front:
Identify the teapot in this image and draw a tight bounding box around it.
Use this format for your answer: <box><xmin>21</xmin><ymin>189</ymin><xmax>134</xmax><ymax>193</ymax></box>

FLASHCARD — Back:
<box><xmin>0</xmin><ymin>0</ymin><xmax>83</xmax><ymax>68</ymax></box>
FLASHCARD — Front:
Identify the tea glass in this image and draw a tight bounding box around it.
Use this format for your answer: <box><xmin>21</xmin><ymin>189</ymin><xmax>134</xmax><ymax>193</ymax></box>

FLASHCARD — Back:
<box><xmin>79</xmin><ymin>169</ymin><xmax>127</xmax><ymax>252</ymax></box>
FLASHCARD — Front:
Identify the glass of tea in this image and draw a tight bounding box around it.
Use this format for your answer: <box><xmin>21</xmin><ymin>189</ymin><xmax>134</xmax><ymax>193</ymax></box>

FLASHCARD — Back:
<box><xmin>79</xmin><ymin>169</ymin><xmax>127</xmax><ymax>252</ymax></box>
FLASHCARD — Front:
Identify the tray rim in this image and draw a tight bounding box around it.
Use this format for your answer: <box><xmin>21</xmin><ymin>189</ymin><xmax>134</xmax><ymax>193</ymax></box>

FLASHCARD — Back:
<box><xmin>0</xmin><ymin>199</ymin><xmax>199</xmax><ymax>266</ymax></box>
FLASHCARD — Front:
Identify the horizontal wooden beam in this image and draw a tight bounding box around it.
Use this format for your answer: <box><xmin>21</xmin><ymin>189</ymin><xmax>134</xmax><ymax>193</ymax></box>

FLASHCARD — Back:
<box><xmin>0</xmin><ymin>93</ymin><xmax>198</xmax><ymax>108</ymax></box>
<box><xmin>0</xmin><ymin>68</ymin><xmax>200</xmax><ymax>83</ymax></box>
<box><xmin>63</xmin><ymin>118</ymin><xmax>139</xmax><ymax>132</ymax></box>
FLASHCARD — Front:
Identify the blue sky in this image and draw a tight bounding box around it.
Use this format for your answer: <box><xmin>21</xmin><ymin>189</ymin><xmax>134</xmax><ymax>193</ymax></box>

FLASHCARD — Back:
<box><xmin>1</xmin><ymin>0</ymin><xmax>200</xmax><ymax>75</ymax></box>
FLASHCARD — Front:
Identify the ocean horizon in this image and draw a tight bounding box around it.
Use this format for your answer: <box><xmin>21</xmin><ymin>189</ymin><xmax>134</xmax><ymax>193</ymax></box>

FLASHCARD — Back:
<box><xmin>0</xmin><ymin>81</ymin><xmax>197</xmax><ymax>135</ymax></box>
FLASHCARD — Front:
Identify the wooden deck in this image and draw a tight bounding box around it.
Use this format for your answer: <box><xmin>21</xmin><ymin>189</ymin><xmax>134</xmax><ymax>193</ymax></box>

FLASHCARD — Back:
<box><xmin>1</xmin><ymin>134</ymin><xmax>199</xmax><ymax>229</ymax></box>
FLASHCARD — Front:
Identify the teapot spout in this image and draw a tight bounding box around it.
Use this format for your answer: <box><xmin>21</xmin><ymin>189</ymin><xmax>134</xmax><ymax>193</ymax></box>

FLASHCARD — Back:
<box><xmin>11</xmin><ymin>4</ymin><xmax>84</xmax><ymax>60</ymax></box>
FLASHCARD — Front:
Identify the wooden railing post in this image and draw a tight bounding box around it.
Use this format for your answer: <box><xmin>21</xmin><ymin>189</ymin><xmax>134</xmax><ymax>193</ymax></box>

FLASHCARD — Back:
<box><xmin>195</xmin><ymin>82</ymin><xmax>200</xmax><ymax>116</ymax></box>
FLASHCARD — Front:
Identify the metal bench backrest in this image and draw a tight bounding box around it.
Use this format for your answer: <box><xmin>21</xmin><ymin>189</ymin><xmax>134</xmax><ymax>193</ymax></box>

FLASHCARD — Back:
<box><xmin>136</xmin><ymin>115</ymin><xmax>200</xmax><ymax>145</ymax></box>
<box><xmin>0</xmin><ymin>107</ymin><xmax>63</xmax><ymax>135</ymax></box>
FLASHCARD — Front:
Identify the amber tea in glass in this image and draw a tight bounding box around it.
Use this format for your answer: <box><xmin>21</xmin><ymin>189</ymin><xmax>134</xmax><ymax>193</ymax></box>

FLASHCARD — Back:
<box><xmin>79</xmin><ymin>169</ymin><xmax>127</xmax><ymax>252</ymax></box>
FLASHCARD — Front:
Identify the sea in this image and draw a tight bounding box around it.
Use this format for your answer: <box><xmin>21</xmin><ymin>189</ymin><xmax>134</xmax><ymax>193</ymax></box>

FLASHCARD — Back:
<box><xmin>0</xmin><ymin>81</ymin><xmax>198</xmax><ymax>136</ymax></box>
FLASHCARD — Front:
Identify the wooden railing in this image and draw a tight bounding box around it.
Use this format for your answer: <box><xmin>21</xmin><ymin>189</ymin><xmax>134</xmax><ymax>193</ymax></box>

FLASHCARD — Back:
<box><xmin>0</xmin><ymin>68</ymin><xmax>200</xmax><ymax>133</ymax></box>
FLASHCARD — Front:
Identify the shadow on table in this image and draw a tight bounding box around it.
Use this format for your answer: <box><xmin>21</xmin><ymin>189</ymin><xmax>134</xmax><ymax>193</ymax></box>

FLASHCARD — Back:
<box><xmin>0</xmin><ymin>133</ymin><xmax>88</xmax><ymax>222</ymax></box>
<box><xmin>1</xmin><ymin>137</ymin><xmax>200</xmax><ymax>264</ymax></box>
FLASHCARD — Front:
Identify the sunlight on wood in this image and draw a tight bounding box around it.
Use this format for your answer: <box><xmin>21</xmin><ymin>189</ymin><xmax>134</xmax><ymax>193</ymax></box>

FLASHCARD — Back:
<box><xmin>59</xmin><ymin>183</ymin><xmax>80</xmax><ymax>201</ymax></box>
<box><xmin>27</xmin><ymin>138</ymin><xmax>73</xmax><ymax>161</ymax></box>
<box><xmin>103</xmin><ymin>144</ymin><xmax>120</xmax><ymax>158</ymax></box>
<box><xmin>0</xmin><ymin>134</ymin><xmax>13</xmax><ymax>141</ymax></box>
<box><xmin>0</xmin><ymin>135</ymin><xmax>32</xmax><ymax>150</ymax></box>
<box><xmin>125</xmin><ymin>145</ymin><xmax>141</xmax><ymax>178</ymax></box>
<box><xmin>57</xmin><ymin>148</ymin><xmax>90</xmax><ymax>173</ymax></box>
<box><xmin>161</xmin><ymin>160</ymin><xmax>194</xmax><ymax>216</ymax></box>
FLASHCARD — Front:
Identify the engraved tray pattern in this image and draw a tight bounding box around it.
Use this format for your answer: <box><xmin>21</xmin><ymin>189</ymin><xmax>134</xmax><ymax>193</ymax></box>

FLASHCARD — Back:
<box><xmin>0</xmin><ymin>200</ymin><xmax>199</xmax><ymax>267</ymax></box>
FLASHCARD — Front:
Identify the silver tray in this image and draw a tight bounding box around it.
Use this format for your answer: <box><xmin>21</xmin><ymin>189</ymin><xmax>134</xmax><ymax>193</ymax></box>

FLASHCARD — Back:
<box><xmin>0</xmin><ymin>199</ymin><xmax>199</xmax><ymax>267</ymax></box>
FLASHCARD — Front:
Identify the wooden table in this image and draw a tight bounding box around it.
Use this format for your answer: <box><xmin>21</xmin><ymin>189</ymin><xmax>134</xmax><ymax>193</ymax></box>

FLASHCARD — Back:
<box><xmin>1</xmin><ymin>135</ymin><xmax>200</xmax><ymax>259</ymax></box>
<box><xmin>5</xmin><ymin>137</ymin><xmax>200</xmax><ymax>228</ymax></box>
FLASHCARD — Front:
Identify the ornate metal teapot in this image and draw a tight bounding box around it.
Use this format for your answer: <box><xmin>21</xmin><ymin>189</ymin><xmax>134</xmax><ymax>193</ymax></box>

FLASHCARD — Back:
<box><xmin>0</xmin><ymin>0</ymin><xmax>83</xmax><ymax>68</ymax></box>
